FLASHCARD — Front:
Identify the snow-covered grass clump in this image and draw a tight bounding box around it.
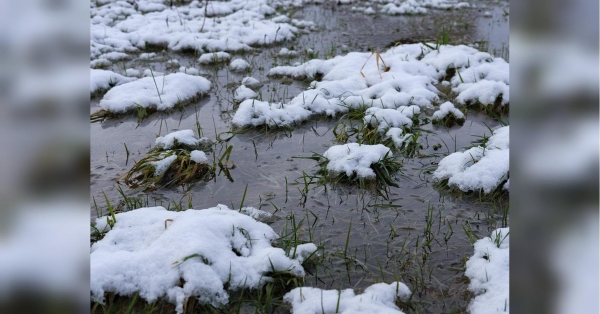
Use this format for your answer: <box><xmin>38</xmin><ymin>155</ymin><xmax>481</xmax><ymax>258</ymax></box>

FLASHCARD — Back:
<box><xmin>229</xmin><ymin>59</ymin><xmax>250</xmax><ymax>72</ymax></box>
<box><xmin>154</xmin><ymin>129</ymin><xmax>212</xmax><ymax>150</ymax></box>
<box><xmin>465</xmin><ymin>228</ymin><xmax>509</xmax><ymax>314</ymax></box>
<box><xmin>233</xmin><ymin>43</ymin><xmax>508</xmax><ymax>129</ymax></box>
<box><xmin>234</xmin><ymin>85</ymin><xmax>258</xmax><ymax>103</ymax></box>
<box><xmin>123</xmin><ymin>129</ymin><xmax>214</xmax><ymax>190</ymax></box>
<box><xmin>427</xmin><ymin>46</ymin><xmax>509</xmax><ymax>109</ymax></box>
<box><xmin>242</xmin><ymin>76</ymin><xmax>261</xmax><ymax>88</ymax></box>
<box><xmin>199</xmin><ymin>52</ymin><xmax>231</xmax><ymax>64</ymax></box>
<box><xmin>329</xmin><ymin>105</ymin><xmax>421</xmax><ymax>155</ymax></box>
<box><xmin>278</xmin><ymin>47</ymin><xmax>299</xmax><ymax>57</ymax></box>
<box><xmin>431</xmin><ymin>101</ymin><xmax>465</xmax><ymax>126</ymax></box>
<box><xmin>433</xmin><ymin>126</ymin><xmax>509</xmax><ymax>194</ymax></box>
<box><xmin>90</xmin><ymin>0</ymin><xmax>307</xmax><ymax>63</ymax></box>
<box><xmin>284</xmin><ymin>282</ymin><xmax>412</xmax><ymax>313</ymax></box>
<box><xmin>91</xmin><ymin>205</ymin><xmax>318</xmax><ymax>314</ymax></box>
<box><xmin>312</xmin><ymin>143</ymin><xmax>401</xmax><ymax>189</ymax></box>
<box><xmin>346</xmin><ymin>0</ymin><xmax>469</xmax><ymax>16</ymax></box>
<box><xmin>178</xmin><ymin>66</ymin><xmax>202</xmax><ymax>76</ymax></box>
<box><xmin>90</xmin><ymin>69</ymin><xmax>135</xmax><ymax>95</ymax></box>
<box><xmin>93</xmin><ymin>73</ymin><xmax>210</xmax><ymax>118</ymax></box>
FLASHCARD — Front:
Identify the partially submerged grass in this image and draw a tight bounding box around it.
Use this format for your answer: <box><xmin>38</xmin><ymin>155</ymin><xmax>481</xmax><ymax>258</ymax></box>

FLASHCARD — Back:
<box><xmin>432</xmin><ymin>113</ymin><xmax>466</xmax><ymax>128</ymax></box>
<box><xmin>463</xmin><ymin>96</ymin><xmax>509</xmax><ymax>116</ymax></box>
<box><xmin>433</xmin><ymin>178</ymin><xmax>509</xmax><ymax>203</ymax></box>
<box><xmin>297</xmin><ymin>150</ymin><xmax>403</xmax><ymax>199</ymax></box>
<box><xmin>123</xmin><ymin>149</ymin><xmax>215</xmax><ymax>190</ymax></box>
<box><xmin>332</xmin><ymin>107</ymin><xmax>423</xmax><ymax>157</ymax></box>
<box><xmin>121</xmin><ymin>137</ymin><xmax>215</xmax><ymax>191</ymax></box>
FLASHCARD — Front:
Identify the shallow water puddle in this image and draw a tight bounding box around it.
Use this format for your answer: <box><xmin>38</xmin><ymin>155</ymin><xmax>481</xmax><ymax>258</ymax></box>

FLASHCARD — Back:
<box><xmin>91</xmin><ymin>2</ymin><xmax>508</xmax><ymax>312</ymax></box>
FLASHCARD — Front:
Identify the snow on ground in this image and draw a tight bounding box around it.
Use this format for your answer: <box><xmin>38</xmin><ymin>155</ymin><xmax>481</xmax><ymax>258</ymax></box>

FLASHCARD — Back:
<box><xmin>284</xmin><ymin>282</ymin><xmax>411</xmax><ymax>314</ymax></box>
<box><xmin>346</xmin><ymin>0</ymin><xmax>469</xmax><ymax>16</ymax></box>
<box><xmin>233</xmin><ymin>44</ymin><xmax>508</xmax><ymax>128</ymax></box>
<box><xmin>190</xmin><ymin>150</ymin><xmax>209</xmax><ymax>163</ymax></box>
<box><xmin>424</xmin><ymin>45</ymin><xmax>509</xmax><ymax>107</ymax></box>
<box><xmin>465</xmin><ymin>228</ymin><xmax>509</xmax><ymax>314</ymax></box>
<box><xmin>230</xmin><ymin>59</ymin><xmax>250</xmax><ymax>72</ymax></box>
<box><xmin>433</xmin><ymin>125</ymin><xmax>509</xmax><ymax>193</ymax></box>
<box><xmin>90</xmin><ymin>0</ymin><xmax>310</xmax><ymax>64</ymax></box>
<box><xmin>179</xmin><ymin>66</ymin><xmax>202</xmax><ymax>76</ymax></box>
<box><xmin>151</xmin><ymin>154</ymin><xmax>178</xmax><ymax>176</ymax></box>
<box><xmin>432</xmin><ymin>101</ymin><xmax>465</xmax><ymax>122</ymax></box>
<box><xmin>98</xmin><ymin>73</ymin><xmax>210</xmax><ymax>113</ymax></box>
<box><xmin>234</xmin><ymin>85</ymin><xmax>258</xmax><ymax>102</ymax></box>
<box><xmin>385</xmin><ymin>127</ymin><xmax>413</xmax><ymax>148</ymax></box>
<box><xmin>154</xmin><ymin>129</ymin><xmax>209</xmax><ymax>150</ymax></box>
<box><xmin>364</xmin><ymin>106</ymin><xmax>417</xmax><ymax>132</ymax></box>
<box><xmin>91</xmin><ymin>205</ymin><xmax>317</xmax><ymax>314</ymax></box>
<box><xmin>199</xmin><ymin>52</ymin><xmax>231</xmax><ymax>64</ymax></box>
<box><xmin>278</xmin><ymin>47</ymin><xmax>299</xmax><ymax>57</ymax></box>
<box><xmin>323</xmin><ymin>143</ymin><xmax>393</xmax><ymax>179</ymax></box>
<box><xmin>90</xmin><ymin>69</ymin><xmax>135</xmax><ymax>94</ymax></box>
<box><xmin>242</xmin><ymin>76</ymin><xmax>261</xmax><ymax>88</ymax></box>
<box><xmin>125</xmin><ymin>68</ymin><xmax>141</xmax><ymax>77</ymax></box>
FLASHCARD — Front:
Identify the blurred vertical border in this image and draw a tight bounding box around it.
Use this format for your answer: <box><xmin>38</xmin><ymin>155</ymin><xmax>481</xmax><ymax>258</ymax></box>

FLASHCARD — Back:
<box><xmin>0</xmin><ymin>0</ymin><xmax>90</xmax><ymax>313</ymax></box>
<box><xmin>511</xmin><ymin>0</ymin><xmax>599</xmax><ymax>313</ymax></box>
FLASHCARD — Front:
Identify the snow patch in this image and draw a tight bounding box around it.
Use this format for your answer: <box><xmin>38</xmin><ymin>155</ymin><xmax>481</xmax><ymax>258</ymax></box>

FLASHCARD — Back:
<box><xmin>90</xmin><ymin>69</ymin><xmax>136</xmax><ymax>94</ymax></box>
<box><xmin>155</xmin><ymin>129</ymin><xmax>209</xmax><ymax>150</ymax></box>
<box><xmin>432</xmin><ymin>101</ymin><xmax>465</xmax><ymax>121</ymax></box>
<box><xmin>98</xmin><ymin>73</ymin><xmax>210</xmax><ymax>113</ymax></box>
<box><xmin>230</xmin><ymin>59</ymin><xmax>250</xmax><ymax>71</ymax></box>
<box><xmin>433</xmin><ymin>126</ymin><xmax>509</xmax><ymax>193</ymax></box>
<box><xmin>323</xmin><ymin>143</ymin><xmax>393</xmax><ymax>179</ymax></box>
<box><xmin>465</xmin><ymin>228</ymin><xmax>509</xmax><ymax>314</ymax></box>
<box><xmin>91</xmin><ymin>205</ymin><xmax>316</xmax><ymax>314</ymax></box>
<box><xmin>284</xmin><ymin>282</ymin><xmax>411</xmax><ymax>314</ymax></box>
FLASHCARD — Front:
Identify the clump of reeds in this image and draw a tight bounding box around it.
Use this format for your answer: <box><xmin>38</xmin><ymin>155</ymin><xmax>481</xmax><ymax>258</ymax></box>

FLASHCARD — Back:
<box><xmin>122</xmin><ymin>138</ymin><xmax>214</xmax><ymax>191</ymax></box>
<box><xmin>332</xmin><ymin>107</ymin><xmax>423</xmax><ymax>157</ymax></box>
<box><xmin>300</xmin><ymin>150</ymin><xmax>403</xmax><ymax>194</ymax></box>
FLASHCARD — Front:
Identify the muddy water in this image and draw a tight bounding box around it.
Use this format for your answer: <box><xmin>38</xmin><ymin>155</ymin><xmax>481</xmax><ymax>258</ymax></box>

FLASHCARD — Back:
<box><xmin>91</xmin><ymin>2</ymin><xmax>508</xmax><ymax>313</ymax></box>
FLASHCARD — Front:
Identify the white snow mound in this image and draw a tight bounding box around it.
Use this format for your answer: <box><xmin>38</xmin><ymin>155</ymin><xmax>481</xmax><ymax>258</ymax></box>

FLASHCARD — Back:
<box><xmin>233</xmin><ymin>44</ymin><xmax>508</xmax><ymax>128</ymax></box>
<box><xmin>284</xmin><ymin>281</ymin><xmax>411</xmax><ymax>314</ymax></box>
<box><xmin>465</xmin><ymin>228</ymin><xmax>509</xmax><ymax>314</ymax></box>
<box><xmin>155</xmin><ymin>129</ymin><xmax>208</xmax><ymax>149</ymax></box>
<box><xmin>230</xmin><ymin>59</ymin><xmax>250</xmax><ymax>71</ymax></box>
<box><xmin>91</xmin><ymin>69</ymin><xmax>136</xmax><ymax>94</ymax></box>
<box><xmin>433</xmin><ymin>126</ymin><xmax>509</xmax><ymax>193</ymax></box>
<box><xmin>323</xmin><ymin>143</ymin><xmax>393</xmax><ymax>179</ymax></box>
<box><xmin>432</xmin><ymin>101</ymin><xmax>465</xmax><ymax>121</ymax></box>
<box><xmin>90</xmin><ymin>205</ymin><xmax>317</xmax><ymax>314</ymax></box>
<box><xmin>99</xmin><ymin>73</ymin><xmax>210</xmax><ymax>113</ymax></box>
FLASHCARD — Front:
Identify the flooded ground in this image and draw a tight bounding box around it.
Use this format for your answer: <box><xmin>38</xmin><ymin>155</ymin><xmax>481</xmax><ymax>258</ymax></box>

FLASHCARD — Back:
<box><xmin>91</xmin><ymin>2</ymin><xmax>508</xmax><ymax>312</ymax></box>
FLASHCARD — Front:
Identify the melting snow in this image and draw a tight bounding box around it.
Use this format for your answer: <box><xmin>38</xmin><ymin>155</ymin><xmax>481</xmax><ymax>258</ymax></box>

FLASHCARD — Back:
<box><xmin>323</xmin><ymin>143</ymin><xmax>393</xmax><ymax>179</ymax></box>
<box><xmin>465</xmin><ymin>228</ymin><xmax>509</xmax><ymax>313</ymax></box>
<box><xmin>284</xmin><ymin>282</ymin><xmax>412</xmax><ymax>314</ymax></box>
<box><xmin>98</xmin><ymin>73</ymin><xmax>210</xmax><ymax>113</ymax></box>
<box><xmin>91</xmin><ymin>205</ymin><xmax>317</xmax><ymax>314</ymax></box>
